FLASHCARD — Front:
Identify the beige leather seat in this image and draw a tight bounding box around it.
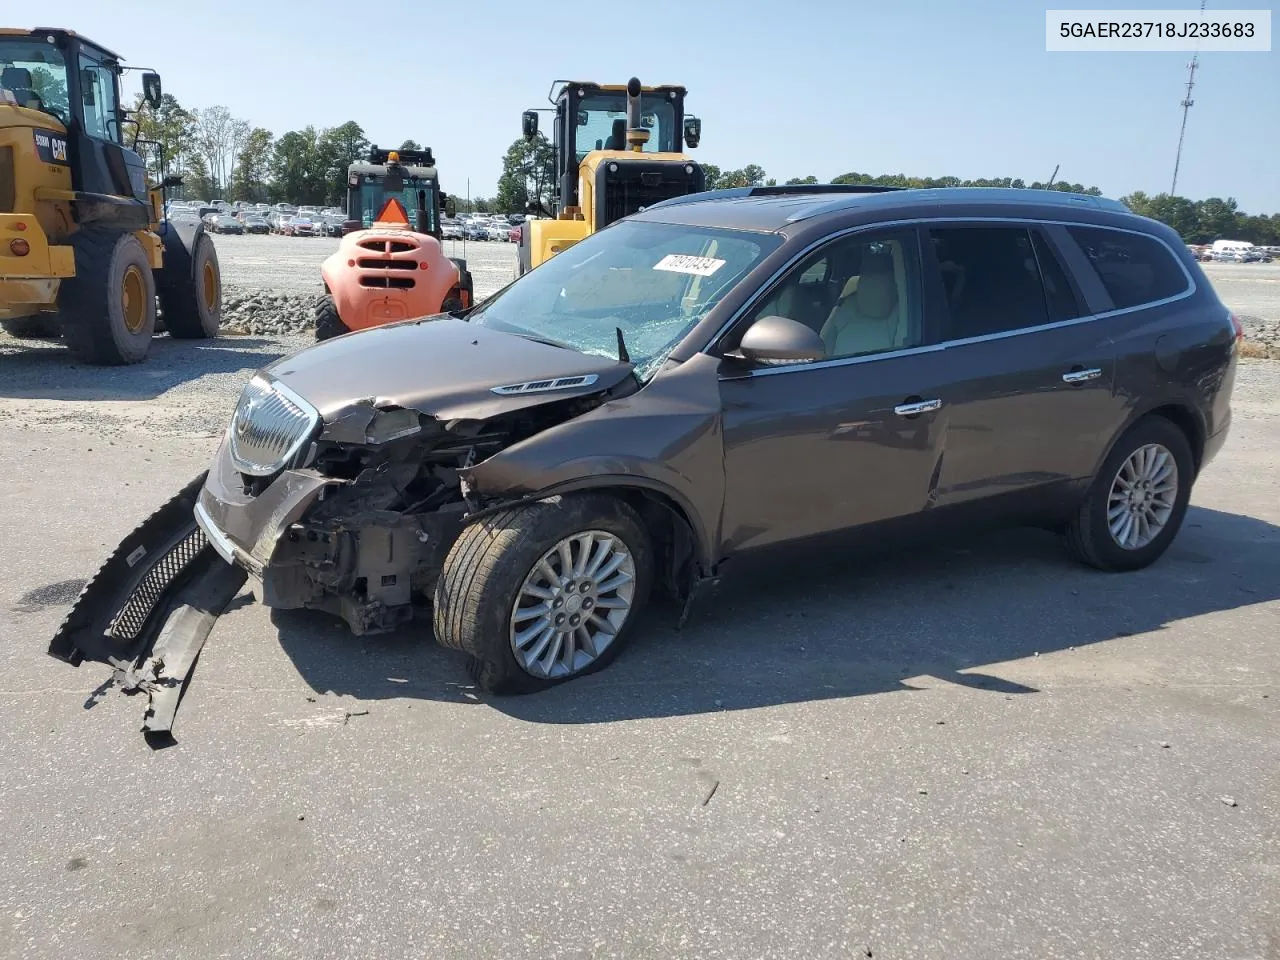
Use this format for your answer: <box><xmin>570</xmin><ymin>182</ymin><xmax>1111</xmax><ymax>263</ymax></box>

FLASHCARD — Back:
<box><xmin>820</xmin><ymin>253</ymin><xmax>902</xmax><ymax>357</ymax></box>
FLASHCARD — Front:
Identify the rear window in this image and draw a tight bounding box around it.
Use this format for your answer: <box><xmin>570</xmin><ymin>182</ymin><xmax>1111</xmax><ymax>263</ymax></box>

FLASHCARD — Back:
<box><xmin>1065</xmin><ymin>226</ymin><xmax>1190</xmax><ymax>311</ymax></box>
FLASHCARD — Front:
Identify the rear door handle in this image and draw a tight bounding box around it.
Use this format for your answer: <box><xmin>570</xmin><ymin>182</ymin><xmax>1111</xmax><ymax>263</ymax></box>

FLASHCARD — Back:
<box><xmin>1062</xmin><ymin>367</ymin><xmax>1102</xmax><ymax>384</ymax></box>
<box><xmin>894</xmin><ymin>398</ymin><xmax>943</xmax><ymax>416</ymax></box>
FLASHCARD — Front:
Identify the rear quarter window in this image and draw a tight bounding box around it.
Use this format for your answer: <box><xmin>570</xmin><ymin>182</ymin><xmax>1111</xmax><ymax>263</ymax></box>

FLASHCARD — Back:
<box><xmin>1065</xmin><ymin>226</ymin><xmax>1190</xmax><ymax>311</ymax></box>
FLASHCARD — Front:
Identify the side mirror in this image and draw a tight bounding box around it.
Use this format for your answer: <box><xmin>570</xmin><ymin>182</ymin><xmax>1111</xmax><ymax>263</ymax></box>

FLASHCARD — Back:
<box><xmin>683</xmin><ymin>116</ymin><xmax>701</xmax><ymax>149</ymax></box>
<box><xmin>522</xmin><ymin>110</ymin><xmax>538</xmax><ymax>139</ymax></box>
<box><xmin>142</xmin><ymin>72</ymin><xmax>162</xmax><ymax>109</ymax></box>
<box><xmin>732</xmin><ymin>315</ymin><xmax>825</xmax><ymax>364</ymax></box>
<box><xmin>443</xmin><ymin>194</ymin><xmax>457</xmax><ymax>218</ymax></box>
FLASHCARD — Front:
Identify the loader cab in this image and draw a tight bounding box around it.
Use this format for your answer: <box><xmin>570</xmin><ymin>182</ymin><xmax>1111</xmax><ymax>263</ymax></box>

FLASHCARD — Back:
<box><xmin>536</xmin><ymin>80</ymin><xmax>705</xmax><ymax>230</ymax></box>
<box><xmin>1</xmin><ymin>29</ymin><xmax>160</xmax><ymax>228</ymax></box>
<box><xmin>344</xmin><ymin>146</ymin><xmax>453</xmax><ymax>238</ymax></box>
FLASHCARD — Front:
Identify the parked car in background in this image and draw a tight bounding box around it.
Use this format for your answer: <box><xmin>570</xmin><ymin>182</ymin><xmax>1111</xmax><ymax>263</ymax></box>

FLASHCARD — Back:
<box><xmin>288</xmin><ymin>215</ymin><xmax>318</xmax><ymax>237</ymax></box>
<box><xmin>325</xmin><ymin>213</ymin><xmax>349</xmax><ymax>237</ymax></box>
<box><xmin>442</xmin><ymin>220</ymin><xmax>464</xmax><ymax>240</ymax></box>
<box><xmin>486</xmin><ymin>223</ymin><xmax>510</xmax><ymax>242</ymax></box>
<box><xmin>208</xmin><ymin>212</ymin><xmax>245</xmax><ymax>235</ymax></box>
<box><xmin>508</xmin><ymin>225</ymin><xmax>522</xmax><ymax>243</ymax></box>
<box><xmin>242</xmin><ymin>214</ymin><xmax>271</xmax><ymax>235</ymax></box>
<box><xmin>465</xmin><ymin>222</ymin><xmax>489</xmax><ymax>241</ymax></box>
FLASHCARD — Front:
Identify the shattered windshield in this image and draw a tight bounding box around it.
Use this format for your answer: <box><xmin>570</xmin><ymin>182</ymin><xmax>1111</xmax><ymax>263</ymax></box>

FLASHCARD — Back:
<box><xmin>467</xmin><ymin>220</ymin><xmax>778</xmax><ymax>379</ymax></box>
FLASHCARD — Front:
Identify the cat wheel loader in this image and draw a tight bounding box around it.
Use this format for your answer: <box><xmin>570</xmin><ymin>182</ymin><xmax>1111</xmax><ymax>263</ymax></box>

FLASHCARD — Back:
<box><xmin>515</xmin><ymin>77</ymin><xmax>704</xmax><ymax>276</ymax></box>
<box><xmin>0</xmin><ymin>27</ymin><xmax>220</xmax><ymax>364</ymax></box>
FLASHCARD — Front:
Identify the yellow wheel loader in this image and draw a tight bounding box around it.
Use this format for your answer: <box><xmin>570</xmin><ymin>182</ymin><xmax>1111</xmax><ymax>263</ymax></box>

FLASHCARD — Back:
<box><xmin>515</xmin><ymin>77</ymin><xmax>704</xmax><ymax>276</ymax></box>
<box><xmin>0</xmin><ymin>27</ymin><xmax>220</xmax><ymax>364</ymax></box>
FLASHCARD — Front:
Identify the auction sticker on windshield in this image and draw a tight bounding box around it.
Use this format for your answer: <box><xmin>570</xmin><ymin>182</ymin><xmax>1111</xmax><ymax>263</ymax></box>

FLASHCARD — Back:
<box><xmin>653</xmin><ymin>254</ymin><xmax>727</xmax><ymax>276</ymax></box>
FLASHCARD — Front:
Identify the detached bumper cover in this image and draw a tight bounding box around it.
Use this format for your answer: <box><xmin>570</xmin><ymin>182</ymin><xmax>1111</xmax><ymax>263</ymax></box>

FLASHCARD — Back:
<box><xmin>47</xmin><ymin>473</ymin><xmax>248</xmax><ymax>742</ymax></box>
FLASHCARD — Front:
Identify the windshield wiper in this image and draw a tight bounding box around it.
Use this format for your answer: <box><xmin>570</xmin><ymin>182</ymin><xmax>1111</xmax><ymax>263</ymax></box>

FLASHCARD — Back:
<box><xmin>615</xmin><ymin>326</ymin><xmax>631</xmax><ymax>364</ymax></box>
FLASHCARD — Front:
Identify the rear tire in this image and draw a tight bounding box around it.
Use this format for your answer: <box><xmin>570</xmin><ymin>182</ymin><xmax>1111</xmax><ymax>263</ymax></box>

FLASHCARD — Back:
<box><xmin>1</xmin><ymin>316</ymin><xmax>60</xmax><ymax>339</ymax></box>
<box><xmin>1064</xmin><ymin>415</ymin><xmax>1195</xmax><ymax>572</ymax></box>
<box><xmin>314</xmin><ymin>295</ymin><xmax>348</xmax><ymax>341</ymax></box>
<box><xmin>434</xmin><ymin>494</ymin><xmax>653</xmax><ymax>695</ymax></box>
<box><xmin>158</xmin><ymin>229</ymin><xmax>221</xmax><ymax>339</ymax></box>
<box><xmin>58</xmin><ymin>230</ymin><xmax>155</xmax><ymax>365</ymax></box>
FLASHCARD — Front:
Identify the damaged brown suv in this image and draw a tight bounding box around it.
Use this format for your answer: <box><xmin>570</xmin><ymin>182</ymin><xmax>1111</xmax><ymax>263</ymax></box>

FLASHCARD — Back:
<box><xmin>50</xmin><ymin>185</ymin><xmax>1238</xmax><ymax>736</ymax></box>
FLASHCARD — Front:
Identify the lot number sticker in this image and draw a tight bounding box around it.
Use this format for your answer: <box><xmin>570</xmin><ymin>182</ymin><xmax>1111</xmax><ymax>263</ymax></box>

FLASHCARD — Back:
<box><xmin>653</xmin><ymin>254</ymin><xmax>726</xmax><ymax>276</ymax></box>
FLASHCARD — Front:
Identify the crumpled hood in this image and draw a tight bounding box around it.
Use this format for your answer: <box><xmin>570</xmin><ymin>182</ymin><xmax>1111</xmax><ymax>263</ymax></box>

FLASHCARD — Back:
<box><xmin>263</xmin><ymin>316</ymin><xmax>634</xmax><ymax>423</ymax></box>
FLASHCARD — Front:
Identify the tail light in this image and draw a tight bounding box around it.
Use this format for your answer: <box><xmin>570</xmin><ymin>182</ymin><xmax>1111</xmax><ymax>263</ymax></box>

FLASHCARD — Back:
<box><xmin>1229</xmin><ymin>312</ymin><xmax>1244</xmax><ymax>342</ymax></box>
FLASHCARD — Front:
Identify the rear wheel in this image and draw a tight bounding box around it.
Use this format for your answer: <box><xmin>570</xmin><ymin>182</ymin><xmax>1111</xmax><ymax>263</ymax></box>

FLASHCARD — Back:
<box><xmin>434</xmin><ymin>494</ymin><xmax>653</xmax><ymax>694</ymax></box>
<box><xmin>158</xmin><ymin>230</ymin><xmax>221</xmax><ymax>339</ymax></box>
<box><xmin>1064</xmin><ymin>415</ymin><xmax>1194</xmax><ymax>571</ymax></box>
<box><xmin>314</xmin><ymin>295</ymin><xmax>348</xmax><ymax>341</ymax></box>
<box><xmin>58</xmin><ymin>230</ymin><xmax>156</xmax><ymax>365</ymax></box>
<box><xmin>1</xmin><ymin>316</ymin><xmax>60</xmax><ymax>339</ymax></box>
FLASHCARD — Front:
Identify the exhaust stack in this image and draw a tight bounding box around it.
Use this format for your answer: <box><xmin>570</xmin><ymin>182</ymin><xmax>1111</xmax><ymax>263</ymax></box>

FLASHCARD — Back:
<box><xmin>625</xmin><ymin>77</ymin><xmax>649</xmax><ymax>153</ymax></box>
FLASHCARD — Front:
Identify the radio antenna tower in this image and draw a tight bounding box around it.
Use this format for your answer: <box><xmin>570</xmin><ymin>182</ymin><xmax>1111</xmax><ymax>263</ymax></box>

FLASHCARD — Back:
<box><xmin>1171</xmin><ymin>0</ymin><xmax>1207</xmax><ymax>195</ymax></box>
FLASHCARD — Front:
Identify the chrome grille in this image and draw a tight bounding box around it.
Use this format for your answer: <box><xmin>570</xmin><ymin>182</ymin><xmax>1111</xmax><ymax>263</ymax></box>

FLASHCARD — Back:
<box><xmin>228</xmin><ymin>376</ymin><xmax>320</xmax><ymax>477</ymax></box>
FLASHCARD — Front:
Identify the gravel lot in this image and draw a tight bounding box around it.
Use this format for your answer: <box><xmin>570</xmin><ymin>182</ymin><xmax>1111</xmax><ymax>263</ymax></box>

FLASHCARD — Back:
<box><xmin>0</xmin><ymin>235</ymin><xmax>1277</xmax><ymax>959</ymax></box>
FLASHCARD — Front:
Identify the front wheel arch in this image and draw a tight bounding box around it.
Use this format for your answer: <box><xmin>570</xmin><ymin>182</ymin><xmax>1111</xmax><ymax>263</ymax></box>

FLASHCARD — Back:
<box><xmin>471</xmin><ymin>475</ymin><xmax>715</xmax><ymax>581</ymax></box>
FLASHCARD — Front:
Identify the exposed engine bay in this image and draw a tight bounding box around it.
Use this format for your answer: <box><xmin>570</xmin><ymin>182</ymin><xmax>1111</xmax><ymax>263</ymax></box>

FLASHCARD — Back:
<box><xmin>246</xmin><ymin>388</ymin><xmax>627</xmax><ymax>635</ymax></box>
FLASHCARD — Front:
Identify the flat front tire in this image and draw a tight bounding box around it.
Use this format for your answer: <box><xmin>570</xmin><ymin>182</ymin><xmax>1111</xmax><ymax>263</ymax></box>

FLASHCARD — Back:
<box><xmin>1064</xmin><ymin>415</ymin><xmax>1195</xmax><ymax>571</ymax></box>
<box><xmin>433</xmin><ymin>495</ymin><xmax>653</xmax><ymax>694</ymax></box>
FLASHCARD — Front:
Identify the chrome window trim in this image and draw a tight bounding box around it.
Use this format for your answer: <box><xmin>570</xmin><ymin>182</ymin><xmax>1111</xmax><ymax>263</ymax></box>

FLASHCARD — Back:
<box><xmin>708</xmin><ymin>216</ymin><xmax>1197</xmax><ymax>381</ymax></box>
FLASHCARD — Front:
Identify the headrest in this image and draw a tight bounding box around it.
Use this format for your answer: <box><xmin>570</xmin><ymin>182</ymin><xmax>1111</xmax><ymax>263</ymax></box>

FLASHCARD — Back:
<box><xmin>856</xmin><ymin>254</ymin><xmax>897</xmax><ymax>319</ymax></box>
<box><xmin>2</xmin><ymin>67</ymin><xmax>33</xmax><ymax>88</ymax></box>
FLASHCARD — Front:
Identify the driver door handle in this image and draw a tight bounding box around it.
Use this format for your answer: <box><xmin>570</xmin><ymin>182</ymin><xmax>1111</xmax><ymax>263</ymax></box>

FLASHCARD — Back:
<box><xmin>1062</xmin><ymin>367</ymin><xmax>1102</xmax><ymax>383</ymax></box>
<box><xmin>894</xmin><ymin>398</ymin><xmax>943</xmax><ymax>416</ymax></box>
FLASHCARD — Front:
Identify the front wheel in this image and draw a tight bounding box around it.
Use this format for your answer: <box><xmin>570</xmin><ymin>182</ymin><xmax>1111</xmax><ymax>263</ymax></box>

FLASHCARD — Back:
<box><xmin>1064</xmin><ymin>415</ymin><xmax>1195</xmax><ymax>571</ymax></box>
<box><xmin>434</xmin><ymin>494</ymin><xmax>653</xmax><ymax>694</ymax></box>
<box><xmin>314</xmin><ymin>295</ymin><xmax>348</xmax><ymax>341</ymax></box>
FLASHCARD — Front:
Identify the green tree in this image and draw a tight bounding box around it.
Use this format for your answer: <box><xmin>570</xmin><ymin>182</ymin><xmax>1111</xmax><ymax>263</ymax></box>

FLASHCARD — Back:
<box><xmin>317</xmin><ymin>121</ymin><xmax>370</xmax><ymax>206</ymax></box>
<box><xmin>183</xmin><ymin>154</ymin><xmax>214</xmax><ymax>202</ymax></box>
<box><xmin>714</xmin><ymin>164</ymin><xmax>768</xmax><ymax>189</ymax></box>
<box><xmin>1196</xmin><ymin>197</ymin><xmax>1239</xmax><ymax>241</ymax></box>
<box><xmin>495</xmin><ymin>135</ymin><xmax>556</xmax><ymax>215</ymax></box>
<box><xmin>700</xmin><ymin>163</ymin><xmax>722</xmax><ymax>189</ymax></box>
<box><xmin>131</xmin><ymin>92</ymin><xmax>195</xmax><ymax>181</ymax></box>
<box><xmin>785</xmin><ymin>175</ymin><xmax>819</xmax><ymax>185</ymax></box>
<box><xmin>398</xmin><ymin>139</ymin><xmax>422</xmax><ymax>151</ymax></box>
<box><xmin>230</xmin><ymin>127</ymin><xmax>274</xmax><ymax>202</ymax></box>
<box><xmin>270</xmin><ymin>126</ymin><xmax>323</xmax><ymax>204</ymax></box>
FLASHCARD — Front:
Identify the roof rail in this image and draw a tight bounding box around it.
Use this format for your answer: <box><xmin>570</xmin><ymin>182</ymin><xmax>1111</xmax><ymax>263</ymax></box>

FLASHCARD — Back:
<box><xmin>643</xmin><ymin>182</ymin><xmax>900</xmax><ymax>213</ymax></box>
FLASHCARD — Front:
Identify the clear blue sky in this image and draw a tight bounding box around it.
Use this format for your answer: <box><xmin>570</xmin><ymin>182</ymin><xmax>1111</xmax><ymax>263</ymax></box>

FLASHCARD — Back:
<box><xmin>50</xmin><ymin>0</ymin><xmax>1280</xmax><ymax>211</ymax></box>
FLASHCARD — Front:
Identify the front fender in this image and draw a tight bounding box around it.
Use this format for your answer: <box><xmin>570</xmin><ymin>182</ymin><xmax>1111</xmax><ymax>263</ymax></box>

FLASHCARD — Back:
<box><xmin>465</xmin><ymin>354</ymin><xmax>726</xmax><ymax>570</ymax></box>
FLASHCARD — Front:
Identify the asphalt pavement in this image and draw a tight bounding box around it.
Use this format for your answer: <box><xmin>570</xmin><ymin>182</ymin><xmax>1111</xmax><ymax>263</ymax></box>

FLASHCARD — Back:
<box><xmin>0</xmin><ymin>356</ymin><xmax>1277</xmax><ymax>958</ymax></box>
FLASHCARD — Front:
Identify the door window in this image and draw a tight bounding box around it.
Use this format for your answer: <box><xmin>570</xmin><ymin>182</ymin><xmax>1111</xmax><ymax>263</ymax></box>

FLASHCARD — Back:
<box><xmin>77</xmin><ymin>53</ymin><xmax>119</xmax><ymax>143</ymax></box>
<box><xmin>929</xmin><ymin>226</ymin><xmax>1053</xmax><ymax>339</ymax></box>
<box><xmin>746</xmin><ymin>231</ymin><xmax>922</xmax><ymax>360</ymax></box>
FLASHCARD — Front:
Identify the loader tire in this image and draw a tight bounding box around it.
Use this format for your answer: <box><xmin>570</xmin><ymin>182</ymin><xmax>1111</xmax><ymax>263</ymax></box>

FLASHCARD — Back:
<box><xmin>58</xmin><ymin>229</ymin><xmax>156</xmax><ymax>365</ymax></box>
<box><xmin>1</xmin><ymin>316</ymin><xmax>61</xmax><ymax>339</ymax></box>
<box><xmin>158</xmin><ymin>228</ymin><xmax>221</xmax><ymax>339</ymax></box>
<box><xmin>314</xmin><ymin>295</ymin><xmax>348</xmax><ymax>341</ymax></box>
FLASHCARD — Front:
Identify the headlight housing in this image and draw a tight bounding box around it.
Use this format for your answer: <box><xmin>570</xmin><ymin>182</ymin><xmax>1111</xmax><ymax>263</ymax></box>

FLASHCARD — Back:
<box><xmin>228</xmin><ymin>375</ymin><xmax>321</xmax><ymax>477</ymax></box>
